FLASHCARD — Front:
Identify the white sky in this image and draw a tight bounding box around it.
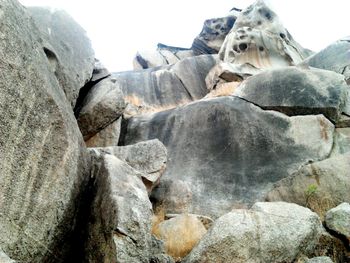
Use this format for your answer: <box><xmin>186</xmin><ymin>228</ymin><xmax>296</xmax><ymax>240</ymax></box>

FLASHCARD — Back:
<box><xmin>19</xmin><ymin>0</ymin><xmax>350</xmax><ymax>72</ymax></box>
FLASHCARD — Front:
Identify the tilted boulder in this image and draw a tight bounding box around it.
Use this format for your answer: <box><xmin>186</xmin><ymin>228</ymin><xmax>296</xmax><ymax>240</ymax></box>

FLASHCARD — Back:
<box><xmin>0</xmin><ymin>1</ymin><xmax>90</xmax><ymax>261</ymax></box>
<box><xmin>233</xmin><ymin>66</ymin><xmax>349</xmax><ymax>123</ymax></box>
<box><xmin>85</xmin><ymin>118</ymin><xmax>122</xmax><ymax>148</ymax></box>
<box><xmin>183</xmin><ymin>202</ymin><xmax>324</xmax><ymax>263</ymax></box>
<box><xmin>325</xmin><ymin>202</ymin><xmax>350</xmax><ymax>240</ymax></box>
<box><xmin>125</xmin><ymin>96</ymin><xmax>334</xmax><ymax>217</ymax></box>
<box><xmin>28</xmin><ymin>7</ymin><xmax>95</xmax><ymax>108</ymax></box>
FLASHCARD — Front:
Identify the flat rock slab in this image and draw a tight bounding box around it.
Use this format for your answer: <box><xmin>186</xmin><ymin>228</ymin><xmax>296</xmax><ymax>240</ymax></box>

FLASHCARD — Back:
<box><xmin>233</xmin><ymin>67</ymin><xmax>349</xmax><ymax>123</ymax></box>
<box><xmin>125</xmin><ymin>96</ymin><xmax>334</xmax><ymax>217</ymax></box>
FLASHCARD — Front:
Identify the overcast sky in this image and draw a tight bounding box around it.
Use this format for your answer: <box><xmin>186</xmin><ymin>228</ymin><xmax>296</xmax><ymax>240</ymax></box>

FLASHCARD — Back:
<box><xmin>19</xmin><ymin>0</ymin><xmax>349</xmax><ymax>72</ymax></box>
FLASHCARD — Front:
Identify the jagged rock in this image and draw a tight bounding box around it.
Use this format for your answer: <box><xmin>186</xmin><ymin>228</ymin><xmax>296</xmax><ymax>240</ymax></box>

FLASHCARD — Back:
<box><xmin>219</xmin><ymin>1</ymin><xmax>308</xmax><ymax>73</ymax></box>
<box><xmin>306</xmin><ymin>257</ymin><xmax>334</xmax><ymax>263</ymax></box>
<box><xmin>85</xmin><ymin>117</ymin><xmax>122</xmax><ymax>147</ymax></box>
<box><xmin>112</xmin><ymin>55</ymin><xmax>217</xmax><ymax>116</ymax></box>
<box><xmin>325</xmin><ymin>203</ymin><xmax>350</xmax><ymax>240</ymax></box>
<box><xmin>84</xmin><ymin>153</ymin><xmax>153</xmax><ymax>263</ymax></box>
<box><xmin>266</xmin><ymin>153</ymin><xmax>350</xmax><ymax>218</ymax></box>
<box><xmin>303</xmin><ymin>37</ymin><xmax>350</xmax><ymax>82</ymax></box>
<box><xmin>153</xmin><ymin>214</ymin><xmax>207</xmax><ymax>260</ymax></box>
<box><xmin>93</xmin><ymin>139</ymin><xmax>167</xmax><ymax>192</ymax></box>
<box><xmin>77</xmin><ymin>77</ymin><xmax>126</xmax><ymax>140</ymax></box>
<box><xmin>191</xmin><ymin>12</ymin><xmax>238</xmax><ymax>55</ymax></box>
<box><xmin>233</xmin><ymin>66</ymin><xmax>349</xmax><ymax>123</ymax></box>
<box><xmin>91</xmin><ymin>59</ymin><xmax>110</xmax><ymax>82</ymax></box>
<box><xmin>126</xmin><ymin>96</ymin><xmax>334</xmax><ymax>217</ymax></box>
<box><xmin>0</xmin><ymin>1</ymin><xmax>90</xmax><ymax>261</ymax></box>
<box><xmin>149</xmin><ymin>236</ymin><xmax>175</xmax><ymax>263</ymax></box>
<box><xmin>183</xmin><ymin>202</ymin><xmax>324</xmax><ymax>263</ymax></box>
<box><xmin>28</xmin><ymin>7</ymin><xmax>95</xmax><ymax>108</ymax></box>
<box><xmin>0</xmin><ymin>249</ymin><xmax>16</xmax><ymax>263</ymax></box>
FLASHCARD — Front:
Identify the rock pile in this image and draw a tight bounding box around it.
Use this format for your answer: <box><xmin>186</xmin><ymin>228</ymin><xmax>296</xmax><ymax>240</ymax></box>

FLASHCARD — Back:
<box><xmin>0</xmin><ymin>0</ymin><xmax>349</xmax><ymax>262</ymax></box>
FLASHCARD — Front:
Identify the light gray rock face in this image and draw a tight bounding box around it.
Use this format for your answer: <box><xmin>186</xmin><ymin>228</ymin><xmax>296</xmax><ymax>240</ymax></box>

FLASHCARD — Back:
<box><xmin>28</xmin><ymin>7</ymin><xmax>95</xmax><ymax>108</ymax></box>
<box><xmin>84</xmin><ymin>153</ymin><xmax>153</xmax><ymax>263</ymax></box>
<box><xmin>325</xmin><ymin>203</ymin><xmax>350</xmax><ymax>239</ymax></box>
<box><xmin>85</xmin><ymin>118</ymin><xmax>122</xmax><ymax>148</ymax></box>
<box><xmin>266</xmin><ymin>153</ymin><xmax>350</xmax><ymax>217</ymax></box>
<box><xmin>77</xmin><ymin>77</ymin><xmax>126</xmax><ymax>140</ymax></box>
<box><xmin>306</xmin><ymin>257</ymin><xmax>334</xmax><ymax>263</ymax></box>
<box><xmin>303</xmin><ymin>37</ymin><xmax>350</xmax><ymax>82</ymax></box>
<box><xmin>94</xmin><ymin>139</ymin><xmax>167</xmax><ymax>192</ymax></box>
<box><xmin>112</xmin><ymin>55</ymin><xmax>217</xmax><ymax>116</ymax></box>
<box><xmin>233</xmin><ymin>67</ymin><xmax>349</xmax><ymax>123</ymax></box>
<box><xmin>125</xmin><ymin>96</ymin><xmax>334</xmax><ymax>217</ymax></box>
<box><xmin>183</xmin><ymin>202</ymin><xmax>324</xmax><ymax>263</ymax></box>
<box><xmin>331</xmin><ymin>128</ymin><xmax>350</xmax><ymax>156</ymax></box>
<box><xmin>219</xmin><ymin>1</ymin><xmax>308</xmax><ymax>72</ymax></box>
<box><xmin>0</xmin><ymin>1</ymin><xmax>89</xmax><ymax>262</ymax></box>
<box><xmin>0</xmin><ymin>249</ymin><xmax>16</xmax><ymax>263</ymax></box>
<box><xmin>192</xmin><ymin>14</ymin><xmax>238</xmax><ymax>55</ymax></box>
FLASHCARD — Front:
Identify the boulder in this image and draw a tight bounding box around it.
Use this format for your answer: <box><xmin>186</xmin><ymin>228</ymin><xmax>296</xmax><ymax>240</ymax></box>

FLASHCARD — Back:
<box><xmin>93</xmin><ymin>139</ymin><xmax>167</xmax><ymax>192</ymax></box>
<box><xmin>219</xmin><ymin>1</ymin><xmax>308</xmax><ymax>72</ymax></box>
<box><xmin>325</xmin><ymin>203</ymin><xmax>350</xmax><ymax>239</ymax></box>
<box><xmin>77</xmin><ymin>77</ymin><xmax>126</xmax><ymax>140</ymax></box>
<box><xmin>28</xmin><ymin>7</ymin><xmax>95</xmax><ymax>108</ymax></box>
<box><xmin>233</xmin><ymin>66</ymin><xmax>349</xmax><ymax>123</ymax></box>
<box><xmin>331</xmin><ymin>128</ymin><xmax>350</xmax><ymax>156</ymax></box>
<box><xmin>112</xmin><ymin>55</ymin><xmax>217</xmax><ymax>116</ymax></box>
<box><xmin>84</xmin><ymin>153</ymin><xmax>153</xmax><ymax>263</ymax></box>
<box><xmin>153</xmin><ymin>214</ymin><xmax>207</xmax><ymax>260</ymax></box>
<box><xmin>306</xmin><ymin>257</ymin><xmax>334</xmax><ymax>263</ymax></box>
<box><xmin>91</xmin><ymin>59</ymin><xmax>110</xmax><ymax>82</ymax></box>
<box><xmin>0</xmin><ymin>249</ymin><xmax>16</xmax><ymax>263</ymax></box>
<box><xmin>126</xmin><ymin>96</ymin><xmax>334</xmax><ymax>217</ymax></box>
<box><xmin>266</xmin><ymin>153</ymin><xmax>350</xmax><ymax>218</ymax></box>
<box><xmin>303</xmin><ymin>37</ymin><xmax>350</xmax><ymax>82</ymax></box>
<box><xmin>0</xmin><ymin>1</ymin><xmax>89</xmax><ymax>262</ymax></box>
<box><xmin>85</xmin><ymin>118</ymin><xmax>122</xmax><ymax>148</ymax></box>
<box><xmin>183</xmin><ymin>202</ymin><xmax>324</xmax><ymax>263</ymax></box>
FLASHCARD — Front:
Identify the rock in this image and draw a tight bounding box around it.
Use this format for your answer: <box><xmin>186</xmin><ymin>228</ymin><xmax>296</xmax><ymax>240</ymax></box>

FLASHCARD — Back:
<box><xmin>233</xmin><ymin>66</ymin><xmax>349</xmax><ymax>123</ymax></box>
<box><xmin>325</xmin><ymin>203</ymin><xmax>350</xmax><ymax>239</ymax></box>
<box><xmin>266</xmin><ymin>153</ymin><xmax>350</xmax><ymax>218</ymax></box>
<box><xmin>85</xmin><ymin>117</ymin><xmax>122</xmax><ymax>147</ymax></box>
<box><xmin>91</xmin><ymin>59</ymin><xmax>110</xmax><ymax>82</ymax></box>
<box><xmin>149</xmin><ymin>236</ymin><xmax>175</xmax><ymax>263</ymax></box>
<box><xmin>112</xmin><ymin>55</ymin><xmax>217</xmax><ymax>116</ymax></box>
<box><xmin>192</xmin><ymin>13</ymin><xmax>238</xmax><ymax>55</ymax></box>
<box><xmin>153</xmin><ymin>214</ymin><xmax>207</xmax><ymax>261</ymax></box>
<box><xmin>84</xmin><ymin>153</ymin><xmax>153</xmax><ymax>263</ymax></box>
<box><xmin>0</xmin><ymin>1</ymin><xmax>89</xmax><ymax>261</ymax></box>
<box><xmin>306</xmin><ymin>257</ymin><xmax>334</xmax><ymax>263</ymax></box>
<box><xmin>77</xmin><ymin>77</ymin><xmax>126</xmax><ymax>140</ymax></box>
<box><xmin>93</xmin><ymin>139</ymin><xmax>167</xmax><ymax>192</ymax></box>
<box><xmin>303</xmin><ymin>37</ymin><xmax>350</xmax><ymax>82</ymax></box>
<box><xmin>219</xmin><ymin>1</ymin><xmax>308</xmax><ymax>71</ymax></box>
<box><xmin>28</xmin><ymin>7</ymin><xmax>95</xmax><ymax>108</ymax></box>
<box><xmin>126</xmin><ymin>96</ymin><xmax>334</xmax><ymax>217</ymax></box>
<box><xmin>331</xmin><ymin>128</ymin><xmax>350</xmax><ymax>156</ymax></box>
<box><xmin>0</xmin><ymin>249</ymin><xmax>16</xmax><ymax>263</ymax></box>
<box><xmin>183</xmin><ymin>202</ymin><xmax>324</xmax><ymax>263</ymax></box>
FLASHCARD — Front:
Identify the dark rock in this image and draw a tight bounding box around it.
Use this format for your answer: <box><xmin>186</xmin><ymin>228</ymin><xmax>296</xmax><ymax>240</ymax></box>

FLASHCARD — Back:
<box><xmin>233</xmin><ymin>67</ymin><xmax>349</xmax><ymax>123</ymax></box>
<box><xmin>28</xmin><ymin>7</ymin><xmax>95</xmax><ymax>108</ymax></box>
<box><xmin>125</xmin><ymin>96</ymin><xmax>334</xmax><ymax>217</ymax></box>
<box><xmin>91</xmin><ymin>59</ymin><xmax>110</xmax><ymax>82</ymax></box>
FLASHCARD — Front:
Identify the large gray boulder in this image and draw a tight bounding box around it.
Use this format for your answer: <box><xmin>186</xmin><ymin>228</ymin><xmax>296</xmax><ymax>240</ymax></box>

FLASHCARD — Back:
<box><xmin>112</xmin><ymin>55</ymin><xmax>217</xmax><ymax>116</ymax></box>
<box><xmin>85</xmin><ymin>118</ymin><xmax>122</xmax><ymax>148</ymax></box>
<box><xmin>266</xmin><ymin>153</ymin><xmax>350</xmax><ymax>217</ymax></box>
<box><xmin>125</xmin><ymin>96</ymin><xmax>334</xmax><ymax>217</ymax></box>
<box><xmin>84</xmin><ymin>153</ymin><xmax>153</xmax><ymax>263</ymax></box>
<box><xmin>0</xmin><ymin>1</ymin><xmax>89</xmax><ymax>262</ymax></box>
<box><xmin>233</xmin><ymin>66</ymin><xmax>349</xmax><ymax>123</ymax></box>
<box><xmin>325</xmin><ymin>202</ymin><xmax>350</xmax><ymax>239</ymax></box>
<box><xmin>77</xmin><ymin>77</ymin><xmax>126</xmax><ymax>140</ymax></box>
<box><xmin>28</xmin><ymin>7</ymin><xmax>95</xmax><ymax>108</ymax></box>
<box><xmin>183</xmin><ymin>202</ymin><xmax>324</xmax><ymax>263</ymax></box>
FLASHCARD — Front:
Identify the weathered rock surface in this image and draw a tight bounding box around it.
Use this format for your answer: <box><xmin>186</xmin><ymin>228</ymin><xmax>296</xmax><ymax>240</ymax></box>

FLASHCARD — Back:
<box><xmin>183</xmin><ymin>202</ymin><xmax>324</xmax><ymax>263</ymax></box>
<box><xmin>0</xmin><ymin>1</ymin><xmax>89</xmax><ymax>262</ymax></box>
<box><xmin>84</xmin><ymin>153</ymin><xmax>153</xmax><ymax>263</ymax></box>
<box><xmin>306</xmin><ymin>256</ymin><xmax>334</xmax><ymax>263</ymax></box>
<box><xmin>233</xmin><ymin>66</ymin><xmax>349</xmax><ymax>123</ymax></box>
<box><xmin>219</xmin><ymin>1</ymin><xmax>308</xmax><ymax>73</ymax></box>
<box><xmin>113</xmin><ymin>55</ymin><xmax>217</xmax><ymax>116</ymax></box>
<box><xmin>85</xmin><ymin>118</ymin><xmax>122</xmax><ymax>148</ymax></box>
<box><xmin>153</xmin><ymin>214</ymin><xmax>207</xmax><ymax>260</ymax></box>
<box><xmin>93</xmin><ymin>139</ymin><xmax>167</xmax><ymax>192</ymax></box>
<box><xmin>0</xmin><ymin>249</ymin><xmax>16</xmax><ymax>263</ymax></box>
<box><xmin>126</xmin><ymin>96</ymin><xmax>334</xmax><ymax>217</ymax></box>
<box><xmin>325</xmin><ymin>203</ymin><xmax>350</xmax><ymax>239</ymax></box>
<box><xmin>77</xmin><ymin>77</ymin><xmax>126</xmax><ymax>140</ymax></box>
<box><xmin>28</xmin><ymin>7</ymin><xmax>95</xmax><ymax>108</ymax></box>
<box><xmin>331</xmin><ymin>128</ymin><xmax>350</xmax><ymax>156</ymax></box>
<box><xmin>266</xmin><ymin>153</ymin><xmax>350</xmax><ymax>217</ymax></box>
<box><xmin>91</xmin><ymin>59</ymin><xmax>110</xmax><ymax>82</ymax></box>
